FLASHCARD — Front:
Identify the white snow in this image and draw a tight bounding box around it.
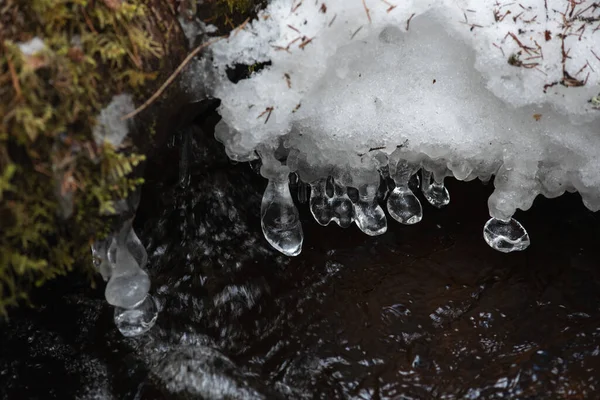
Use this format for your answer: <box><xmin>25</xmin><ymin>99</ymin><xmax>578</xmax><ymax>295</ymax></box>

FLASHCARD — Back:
<box><xmin>208</xmin><ymin>0</ymin><xmax>600</xmax><ymax>220</ymax></box>
<box><xmin>17</xmin><ymin>37</ymin><xmax>46</xmax><ymax>55</ymax></box>
<box><xmin>92</xmin><ymin>94</ymin><xmax>135</xmax><ymax>147</ymax></box>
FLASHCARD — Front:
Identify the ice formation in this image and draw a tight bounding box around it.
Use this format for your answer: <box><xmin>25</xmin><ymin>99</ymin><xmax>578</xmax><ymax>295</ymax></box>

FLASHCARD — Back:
<box><xmin>207</xmin><ymin>0</ymin><xmax>600</xmax><ymax>255</ymax></box>
<box><xmin>92</xmin><ymin>219</ymin><xmax>157</xmax><ymax>336</ymax></box>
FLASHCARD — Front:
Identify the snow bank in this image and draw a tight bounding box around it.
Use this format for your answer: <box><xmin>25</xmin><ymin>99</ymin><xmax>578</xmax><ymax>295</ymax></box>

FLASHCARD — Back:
<box><xmin>207</xmin><ymin>0</ymin><xmax>600</xmax><ymax>254</ymax></box>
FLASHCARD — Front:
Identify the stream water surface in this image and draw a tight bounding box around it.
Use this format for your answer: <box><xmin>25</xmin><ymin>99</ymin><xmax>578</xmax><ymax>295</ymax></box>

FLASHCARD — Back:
<box><xmin>1</xmin><ymin>103</ymin><xmax>600</xmax><ymax>399</ymax></box>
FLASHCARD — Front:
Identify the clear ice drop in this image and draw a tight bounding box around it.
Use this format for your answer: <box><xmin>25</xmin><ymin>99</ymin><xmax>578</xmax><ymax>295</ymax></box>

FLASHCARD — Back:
<box><xmin>330</xmin><ymin>180</ymin><xmax>354</xmax><ymax>228</ymax></box>
<box><xmin>387</xmin><ymin>161</ymin><xmax>422</xmax><ymax>225</ymax></box>
<box><xmin>105</xmin><ymin>247</ymin><xmax>151</xmax><ymax>309</ymax></box>
<box><xmin>310</xmin><ymin>178</ymin><xmax>333</xmax><ymax>226</ymax></box>
<box><xmin>352</xmin><ymin>184</ymin><xmax>387</xmax><ymax>236</ymax></box>
<box><xmin>105</xmin><ymin>221</ymin><xmax>151</xmax><ymax>309</ymax></box>
<box><xmin>387</xmin><ymin>187</ymin><xmax>422</xmax><ymax>225</ymax></box>
<box><xmin>106</xmin><ymin>219</ymin><xmax>148</xmax><ymax>268</ymax></box>
<box><xmin>261</xmin><ymin>176</ymin><xmax>303</xmax><ymax>256</ymax></box>
<box><xmin>114</xmin><ymin>294</ymin><xmax>158</xmax><ymax>337</ymax></box>
<box><xmin>421</xmin><ymin>169</ymin><xmax>450</xmax><ymax>208</ymax></box>
<box><xmin>483</xmin><ymin>217</ymin><xmax>530</xmax><ymax>253</ymax></box>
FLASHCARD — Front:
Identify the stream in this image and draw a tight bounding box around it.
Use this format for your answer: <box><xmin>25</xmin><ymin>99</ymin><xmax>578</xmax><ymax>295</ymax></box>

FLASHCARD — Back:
<box><xmin>1</xmin><ymin>101</ymin><xmax>600</xmax><ymax>399</ymax></box>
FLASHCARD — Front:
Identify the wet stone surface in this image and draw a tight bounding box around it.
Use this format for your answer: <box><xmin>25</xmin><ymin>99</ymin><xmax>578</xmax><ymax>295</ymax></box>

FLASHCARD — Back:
<box><xmin>1</xmin><ymin>103</ymin><xmax>600</xmax><ymax>399</ymax></box>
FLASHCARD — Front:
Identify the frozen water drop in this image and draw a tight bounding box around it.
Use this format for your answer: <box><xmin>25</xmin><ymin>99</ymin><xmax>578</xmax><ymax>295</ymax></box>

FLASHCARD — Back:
<box><xmin>105</xmin><ymin>269</ymin><xmax>151</xmax><ymax>309</ymax></box>
<box><xmin>261</xmin><ymin>177</ymin><xmax>303</xmax><ymax>256</ymax></box>
<box><xmin>353</xmin><ymin>184</ymin><xmax>387</xmax><ymax>236</ymax></box>
<box><xmin>330</xmin><ymin>180</ymin><xmax>354</xmax><ymax>228</ymax></box>
<box><xmin>114</xmin><ymin>294</ymin><xmax>158</xmax><ymax>337</ymax></box>
<box><xmin>483</xmin><ymin>217</ymin><xmax>530</xmax><ymax>253</ymax></box>
<box><xmin>105</xmin><ymin>248</ymin><xmax>151</xmax><ymax>308</ymax></box>
<box><xmin>387</xmin><ymin>187</ymin><xmax>422</xmax><ymax>225</ymax></box>
<box><xmin>421</xmin><ymin>169</ymin><xmax>450</xmax><ymax>208</ymax></box>
<box><xmin>310</xmin><ymin>179</ymin><xmax>333</xmax><ymax>226</ymax></box>
<box><xmin>354</xmin><ymin>202</ymin><xmax>387</xmax><ymax>235</ymax></box>
<box><xmin>388</xmin><ymin>159</ymin><xmax>422</xmax><ymax>225</ymax></box>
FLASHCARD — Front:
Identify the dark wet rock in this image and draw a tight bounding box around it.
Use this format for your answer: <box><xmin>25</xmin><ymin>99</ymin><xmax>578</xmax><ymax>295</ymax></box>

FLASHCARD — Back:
<box><xmin>1</xmin><ymin>100</ymin><xmax>600</xmax><ymax>399</ymax></box>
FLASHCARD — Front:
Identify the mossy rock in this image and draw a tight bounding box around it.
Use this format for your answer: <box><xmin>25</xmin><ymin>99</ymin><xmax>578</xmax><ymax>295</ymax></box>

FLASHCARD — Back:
<box><xmin>0</xmin><ymin>0</ymin><xmax>191</xmax><ymax>315</ymax></box>
<box><xmin>0</xmin><ymin>0</ymin><xmax>272</xmax><ymax>315</ymax></box>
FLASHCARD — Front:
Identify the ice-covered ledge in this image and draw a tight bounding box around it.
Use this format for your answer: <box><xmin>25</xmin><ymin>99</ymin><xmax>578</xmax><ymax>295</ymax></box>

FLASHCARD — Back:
<box><xmin>206</xmin><ymin>0</ymin><xmax>600</xmax><ymax>255</ymax></box>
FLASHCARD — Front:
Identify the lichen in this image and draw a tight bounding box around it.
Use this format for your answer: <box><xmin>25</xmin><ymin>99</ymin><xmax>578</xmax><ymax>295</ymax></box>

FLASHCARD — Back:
<box><xmin>0</xmin><ymin>0</ymin><xmax>184</xmax><ymax>315</ymax></box>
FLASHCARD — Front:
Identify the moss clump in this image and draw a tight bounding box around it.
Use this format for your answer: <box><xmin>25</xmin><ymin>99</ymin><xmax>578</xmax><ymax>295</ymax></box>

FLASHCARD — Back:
<box><xmin>0</xmin><ymin>0</ymin><xmax>185</xmax><ymax>315</ymax></box>
<box><xmin>197</xmin><ymin>0</ymin><xmax>267</xmax><ymax>31</ymax></box>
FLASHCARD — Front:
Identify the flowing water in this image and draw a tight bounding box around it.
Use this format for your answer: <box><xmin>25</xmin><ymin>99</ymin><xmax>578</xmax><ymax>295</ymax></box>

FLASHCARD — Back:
<box><xmin>1</xmin><ymin>102</ymin><xmax>600</xmax><ymax>399</ymax></box>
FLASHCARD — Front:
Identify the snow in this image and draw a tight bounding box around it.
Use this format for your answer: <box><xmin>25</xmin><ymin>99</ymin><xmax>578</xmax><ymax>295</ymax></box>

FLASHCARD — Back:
<box><xmin>92</xmin><ymin>94</ymin><xmax>135</xmax><ymax>147</ymax></box>
<box><xmin>17</xmin><ymin>37</ymin><xmax>46</xmax><ymax>55</ymax></box>
<box><xmin>207</xmin><ymin>0</ymin><xmax>600</xmax><ymax>221</ymax></box>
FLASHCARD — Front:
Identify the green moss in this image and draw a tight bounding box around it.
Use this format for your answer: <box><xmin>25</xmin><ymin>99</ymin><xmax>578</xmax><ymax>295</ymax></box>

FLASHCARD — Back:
<box><xmin>198</xmin><ymin>0</ymin><xmax>267</xmax><ymax>31</ymax></box>
<box><xmin>220</xmin><ymin>0</ymin><xmax>255</xmax><ymax>14</ymax></box>
<box><xmin>0</xmin><ymin>0</ymin><xmax>182</xmax><ymax>315</ymax></box>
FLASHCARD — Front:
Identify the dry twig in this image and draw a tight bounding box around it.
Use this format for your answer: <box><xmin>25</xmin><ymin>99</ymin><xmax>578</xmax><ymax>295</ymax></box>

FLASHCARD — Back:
<box><xmin>122</xmin><ymin>36</ymin><xmax>225</xmax><ymax>120</ymax></box>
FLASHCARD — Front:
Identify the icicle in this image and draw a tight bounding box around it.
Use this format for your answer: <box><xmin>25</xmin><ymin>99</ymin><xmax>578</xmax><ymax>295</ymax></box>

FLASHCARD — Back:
<box><xmin>126</xmin><ymin>226</ymin><xmax>148</xmax><ymax>269</ymax></box>
<box><xmin>105</xmin><ymin>220</ymin><xmax>151</xmax><ymax>309</ymax></box>
<box><xmin>91</xmin><ymin>238</ymin><xmax>113</xmax><ymax>281</ymax></box>
<box><xmin>352</xmin><ymin>183</ymin><xmax>387</xmax><ymax>236</ymax></box>
<box><xmin>376</xmin><ymin>165</ymin><xmax>391</xmax><ymax>203</ymax></box>
<box><xmin>309</xmin><ymin>177</ymin><xmax>353</xmax><ymax>227</ymax></box>
<box><xmin>310</xmin><ymin>178</ymin><xmax>332</xmax><ymax>226</ymax></box>
<box><xmin>387</xmin><ymin>160</ymin><xmax>422</xmax><ymax>225</ymax></box>
<box><xmin>261</xmin><ymin>173</ymin><xmax>303</xmax><ymax>256</ymax></box>
<box><xmin>330</xmin><ymin>179</ymin><xmax>354</xmax><ymax>228</ymax></box>
<box><xmin>421</xmin><ymin>169</ymin><xmax>450</xmax><ymax>208</ymax></box>
<box><xmin>483</xmin><ymin>217</ymin><xmax>530</xmax><ymax>253</ymax></box>
<box><xmin>114</xmin><ymin>294</ymin><xmax>158</xmax><ymax>337</ymax></box>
